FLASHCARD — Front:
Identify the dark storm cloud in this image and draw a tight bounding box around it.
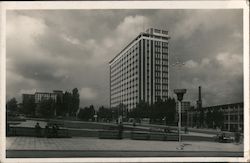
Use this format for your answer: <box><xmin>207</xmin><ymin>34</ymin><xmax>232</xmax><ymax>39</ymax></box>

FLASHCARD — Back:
<box><xmin>6</xmin><ymin>9</ymin><xmax>243</xmax><ymax>107</ymax></box>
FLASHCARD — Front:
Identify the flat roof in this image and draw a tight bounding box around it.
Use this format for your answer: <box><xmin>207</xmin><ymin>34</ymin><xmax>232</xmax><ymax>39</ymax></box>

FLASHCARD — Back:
<box><xmin>109</xmin><ymin>32</ymin><xmax>170</xmax><ymax>65</ymax></box>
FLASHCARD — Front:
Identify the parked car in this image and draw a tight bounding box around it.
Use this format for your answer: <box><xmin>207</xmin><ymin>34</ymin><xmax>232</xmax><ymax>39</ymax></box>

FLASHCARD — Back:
<box><xmin>214</xmin><ymin>132</ymin><xmax>234</xmax><ymax>143</ymax></box>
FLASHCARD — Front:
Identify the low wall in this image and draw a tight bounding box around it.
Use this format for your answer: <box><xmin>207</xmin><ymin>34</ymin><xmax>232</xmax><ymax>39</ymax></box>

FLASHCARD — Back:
<box><xmin>26</xmin><ymin>118</ymin><xmax>118</xmax><ymax>130</ymax></box>
<box><xmin>8</xmin><ymin>126</ymin><xmax>216</xmax><ymax>142</ymax></box>
<box><xmin>8</xmin><ymin>127</ymin><xmax>70</xmax><ymax>138</ymax></box>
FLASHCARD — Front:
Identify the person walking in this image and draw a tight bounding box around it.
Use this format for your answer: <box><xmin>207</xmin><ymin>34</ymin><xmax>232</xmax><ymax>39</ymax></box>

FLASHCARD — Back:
<box><xmin>35</xmin><ymin>122</ymin><xmax>41</xmax><ymax>137</ymax></box>
<box><xmin>118</xmin><ymin>122</ymin><xmax>124</xmax><ymax>139</ymax></box>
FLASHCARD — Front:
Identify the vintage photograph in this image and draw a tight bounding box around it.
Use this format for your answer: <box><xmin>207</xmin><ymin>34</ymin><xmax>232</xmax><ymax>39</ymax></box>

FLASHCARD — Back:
<box><xmin>2</xmin><ymin>1</ymin><xmax>249</xmax><ymax>162</ymax></box>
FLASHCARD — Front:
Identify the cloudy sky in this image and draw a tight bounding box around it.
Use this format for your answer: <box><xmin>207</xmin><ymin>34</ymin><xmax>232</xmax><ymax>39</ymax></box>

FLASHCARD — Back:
<box><xmin>6</xmin><ymin>9</ymin><xmax>243</xmax><ymax>108</ymax></box>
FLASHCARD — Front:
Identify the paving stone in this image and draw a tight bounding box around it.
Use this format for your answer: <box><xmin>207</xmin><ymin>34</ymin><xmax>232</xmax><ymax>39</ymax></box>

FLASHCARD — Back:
<box><xmin>6</xmin><ymin>137</ymin><xmax>243</xmax><ymax>152</ymax></box>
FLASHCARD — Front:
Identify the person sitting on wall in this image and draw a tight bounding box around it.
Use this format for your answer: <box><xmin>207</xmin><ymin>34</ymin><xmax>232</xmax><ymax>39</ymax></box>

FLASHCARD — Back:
<box><xmin>35</xmin><ymin>122</ymin><xmax>41</xmax><ymax>137</ymax></box>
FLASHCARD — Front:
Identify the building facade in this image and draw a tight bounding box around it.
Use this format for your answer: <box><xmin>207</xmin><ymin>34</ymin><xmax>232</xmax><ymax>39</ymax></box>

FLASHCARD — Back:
<box><xmin>23</xmin><ymin>90</ymin><xmax>63</xmax><ymax>104</ymax></box>
<box><xmin>187</xmin><ymin>102</ymin><xmax>243</xmax><ymax>132</ymax></box>
<box><xmin>22</xmin><ymin>94</ymin><xmax>35</xmax><ymax>104</ymax></box>
<box><xmin>205</xmin><ymin>103</ymin><xmax>243</xmax><ymax>132</ymax></box>
<box><xmin>35</xmin><ymin>92</ymin><xmax>57</xmax><ymax>103</ymax></box>
<box><xmin>109</xmin><ymin>28</ymin><xmax>170</xmax><ymax>110</ymax></box>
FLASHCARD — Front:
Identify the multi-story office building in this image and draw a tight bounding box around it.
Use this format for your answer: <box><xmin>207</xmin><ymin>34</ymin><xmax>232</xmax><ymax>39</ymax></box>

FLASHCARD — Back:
<box><xmin>109</xmin><ymin>28</ymin><xmax>170</xmax><ymax>110</ymax></box>
<box><xmin>22</xmin><ymin>90</ymin><xmax>63</xmax><ymax>104</ymax></box>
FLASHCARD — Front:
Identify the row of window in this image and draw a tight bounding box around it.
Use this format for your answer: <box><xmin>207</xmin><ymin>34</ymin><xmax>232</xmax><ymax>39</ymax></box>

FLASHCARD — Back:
<box><xmin>224</xmin><ymin>114</ymin><xmax>243</xmax><ymax>121</ymax></box>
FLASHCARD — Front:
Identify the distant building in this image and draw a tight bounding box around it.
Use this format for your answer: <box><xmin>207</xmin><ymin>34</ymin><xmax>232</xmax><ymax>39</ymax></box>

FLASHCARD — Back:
<box><xmin>186</xmin><ymin>86</ymin><xmax>244</xmax><ymax>132</ymax></box>
<box><xmin>205</xmin><ymin>102</ymin><xmax>243</xmax><ymax>132</ymax></box>
<box><xmin>176</xmin><ymin>101</ymin><xmax>190</xmax><ymax>126</ymax></box>
<box><xmin>187</xmin><ymin>102</ymin><xmax>243</xmax><ymax>132</ymax></box>
<box><xmin>177</xmin><ymin>101</ymin><xmax>191</xmax><ymax>112</ymax></box>
<box><xmin>22</xmin><ymin>94</ymin><xmax>35</xmax><ymax>104</ymax></box>
<box><xmin>109</xmin><ymin>28</ymin><xmax>170</xmax><ymax>110</ymax></box>
<box><xmin>35</xmin><ymin>92</ymin><xmax>57</xmax><ymax>103</ymax></box>
<box><xmin>22</xmin><ymin>90</ymin><xmax>63</xmax><ymax>104</ymax></box>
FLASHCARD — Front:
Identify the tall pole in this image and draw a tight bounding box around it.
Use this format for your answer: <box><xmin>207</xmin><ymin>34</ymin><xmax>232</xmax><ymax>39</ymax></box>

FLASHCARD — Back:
<box><xmin>178</xmin><ymin>100</ymin><xmax>181</xmax><ymax>144</ymax></box>
<box><xmin>174</xmin><ymin>89</ymin><xmax>186</xmax><ymax>150</ymax></box>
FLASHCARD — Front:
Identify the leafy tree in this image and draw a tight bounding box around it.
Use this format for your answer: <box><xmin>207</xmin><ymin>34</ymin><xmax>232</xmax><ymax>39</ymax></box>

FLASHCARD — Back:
<box><xmin>36</xmin><ymin>98</ymin><xmax>55</xmax><ymax>118</ymax></box>
<box><xmin>71</xmin><ymin>88</ymin><xmax>80</xmax><ymax>116</ymax></box>
<box><xmin>62</xmin><ymin>91</ymin><xmax>73</xmax><ymax>116</ymax></box>
<box><xmin>130</xmin><ymin>101</ymin><xmax>150</xmax><ymax>119</ymax></box>
<box><xmin>199</xmin><ymin>109</ymin><xmax>205</xmax><ymax>128</ymax></box>
<box><xmin>150</xmin><ymin>98</ymin><xmax>176</xmax><ymax>125</ymax></box>
<box><xmin>128</xmin><ymin>98</ymin><xmax>176</xmax><ymax>125</ymax></box>
<box><xmin>97</xmin><ymin>106</ymin><xmax>112</xmax><ymax>121</ymax></box>
<box><xmin>22</xmin><ymin>97</ymin><xmax>36</xmax><ymax>116</ymax></box>
<box><xmin>77</xmin><ymin>105</ymin><xmax>95</xmax><ymax>121</ymax></box>
<box><xmin>193</xmin><ymin>112</ymin><xmax>198</xmax><ymax>127</ymax></box>
<box><xmin>6</xmin><ymin>98</ymin><xmax>18</xmax><ymax>111</ymax></box>
<box><xmin>165</xmin><ymin>98</ymin><xmax>176</xmax><ymax>125</ymax></box>
<box><xmin>213</xmin><ymin>109</ymin><xmax>224</xmax><ymax>129</ymax></box>
<box><xmin>206</xmin><ymin>109</ymin><xmax>213</xmax><ymax>128</ymax></box>
<box><xmin>6</xmin><ymin>98</ymin><xmax>18</xmax><ymax>116</ymax></box>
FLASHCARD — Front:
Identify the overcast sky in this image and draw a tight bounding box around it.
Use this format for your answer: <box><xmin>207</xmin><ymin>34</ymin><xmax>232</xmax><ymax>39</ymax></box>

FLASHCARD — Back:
<box><xmin>6</xmin><ymin>9</ymin><xmax>243</xmax><ymax>108</ymax></box>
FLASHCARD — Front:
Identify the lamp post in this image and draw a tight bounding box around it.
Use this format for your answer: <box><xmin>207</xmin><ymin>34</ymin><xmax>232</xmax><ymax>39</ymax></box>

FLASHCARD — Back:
<box><xmin>174</xmin><ymin>89</ymin><xmax>187</xmax><ymax>150</ymax></box>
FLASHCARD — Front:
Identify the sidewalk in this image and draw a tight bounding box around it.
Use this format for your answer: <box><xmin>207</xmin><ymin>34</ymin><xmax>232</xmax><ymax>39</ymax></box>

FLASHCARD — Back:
<box><xmin>6</xmin><ymin>137</ymin><xmax>243</xmax><ymax>152</ymax></box>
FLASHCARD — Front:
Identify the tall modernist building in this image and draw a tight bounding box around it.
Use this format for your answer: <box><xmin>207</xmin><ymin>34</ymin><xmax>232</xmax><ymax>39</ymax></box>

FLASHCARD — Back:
<box><xmin>109</xmin><ymin>28</ymin><xmax>170</xmax><ymax>110</ymax></box>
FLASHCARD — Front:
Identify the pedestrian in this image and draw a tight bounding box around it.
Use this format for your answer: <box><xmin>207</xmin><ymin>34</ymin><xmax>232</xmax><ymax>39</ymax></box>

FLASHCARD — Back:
<box><xmin>118</xmin><ymin>122</ymin><xmax>123</xmax><ymax>139</ymax></box>
<box><xmin>234</xmin><ymin>129</ymin><xmax>240</xmax><ymax>144</ymax></box>
<box><xmin>35</xmin><ymin>122</ymin><xmax>41</xmax><ymax>137</ymax></box>
<box><xmin>52</xmin><ymin>124</ymin><xmax>58</xmax><ymax>138</ymax></box>
<box><xmin>44</xmin><ymin>124</ymin><xmax>49</xmax><ymax>138</ymax></box>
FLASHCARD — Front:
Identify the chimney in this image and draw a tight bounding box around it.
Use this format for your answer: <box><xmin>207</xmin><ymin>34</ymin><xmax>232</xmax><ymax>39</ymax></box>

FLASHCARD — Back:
<box><xmin>197</xmin><ymin>86</ymin><xmax>202</xmax><ymax>109</ymax></box>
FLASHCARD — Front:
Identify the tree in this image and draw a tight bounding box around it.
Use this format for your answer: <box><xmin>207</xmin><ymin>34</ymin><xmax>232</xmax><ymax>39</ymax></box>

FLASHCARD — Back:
<box><xmin>62</xmin><ymin>91</ymin><xmax>73</xmax><ymax>116</ymax></box>
<box><xmin>129</xmin><ymin>101</ymin><xmax>149</xmax><ymax>119</ymax></box>
<box><xmin>6</xmin><ymin>98</ymin><xmax>18</xmax><ymax>115</ymax></box>
<box><xmin>22</xmin><ymin>97</ymin><xmax>36</xmax><ymax>116</ymax></box>
<box><xmin>206</xmin><ymin>109</ymin><xmax>213</xmax><ymax>128</ymax></box>
<box><xmin>77</xmin><ymin>105</ymin><xmax>95</xmax><ymax>121</ymax></box>
<box><xmin>71</xmin><ymin>88</ymin><xmax>80</xmax><ymax>116</ymax></box>
<box><xmin>199</xmin><ymin>109</ymin><xmax>205</xmax><ymax>128</ymax></box>
<box><xmin>213</xmin><ymin>109</ymin><xmax>224</xmax><ymax>129</ymax></box>
<box><xmin>150</xmin><ymin>98</ymin><xmax>176</xmax><ymax>125</ymax></box>
<box><xmin>165</xmin><ymin>98</ymin><xmax>176</xmax><ymax>125</ymax></box>
<box><xmin>97</xmin><ymin>106</ymin><xmax>112</xmax><ymax>121</ymax></box>
<box><xmin>36</xmin><ymin>98</ymin><xmax>55</xmax><ymax>118</ymax></box>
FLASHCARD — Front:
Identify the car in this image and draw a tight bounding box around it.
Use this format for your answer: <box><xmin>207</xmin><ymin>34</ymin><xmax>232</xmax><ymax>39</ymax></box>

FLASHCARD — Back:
<box><xmin>214</xmin><ymin>132</ymin><xmax>234</xmax><ymax>143</ymax></box>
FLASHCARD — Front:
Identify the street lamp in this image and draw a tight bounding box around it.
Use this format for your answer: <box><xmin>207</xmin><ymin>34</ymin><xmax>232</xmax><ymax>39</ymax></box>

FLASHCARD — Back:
<box><xmin>174</xmin><ymin>89</ymin><xmax>187</xmax><ymax>150</ymax></box>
